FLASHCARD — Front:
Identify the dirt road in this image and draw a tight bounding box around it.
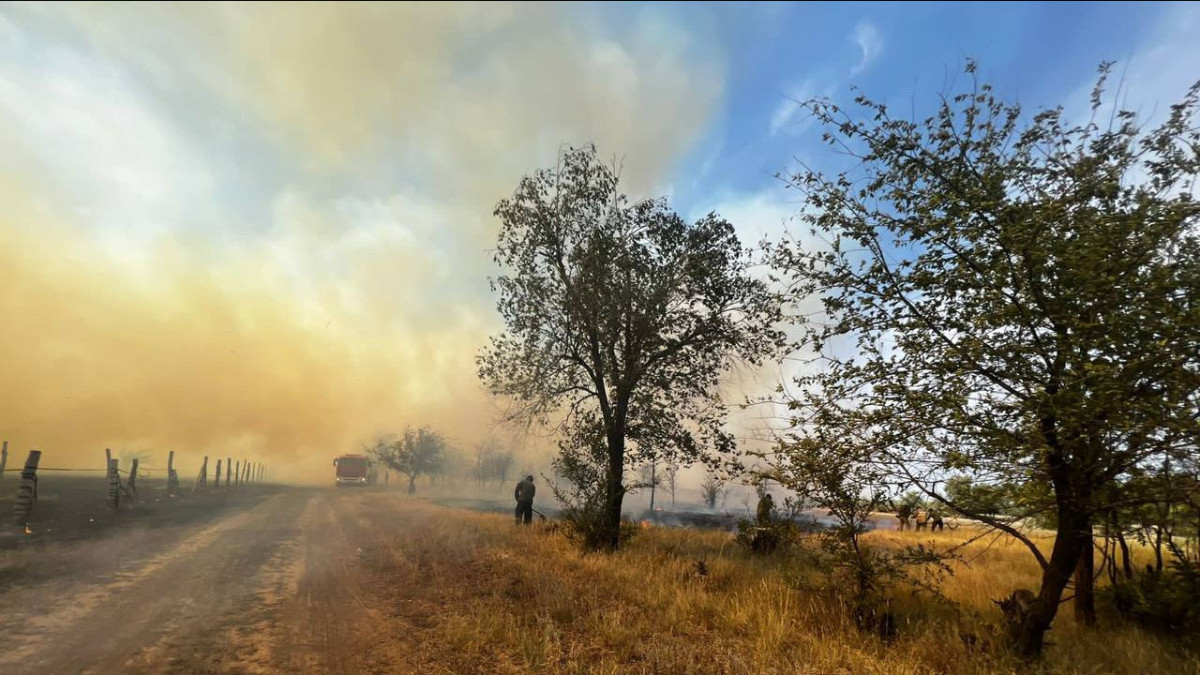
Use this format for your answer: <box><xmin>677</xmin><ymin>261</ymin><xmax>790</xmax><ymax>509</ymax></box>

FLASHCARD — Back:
<box><xmin>0</xmin><ymin>489</ymin><xmax>417</xmax><ymax>674</ymax></box>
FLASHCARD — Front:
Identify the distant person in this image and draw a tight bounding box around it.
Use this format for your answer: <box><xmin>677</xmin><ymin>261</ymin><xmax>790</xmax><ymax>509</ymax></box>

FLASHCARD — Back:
<box><xmin>514</xmin><ymin>474</ymin><xmax>536</xmax><ymax>525</ymax></box>
<box><xmin>915</xmin><ymin>508</ymin><xmax>929</xmax><ymax>531</ymax></box>
<box><xmin>930</xmin><ymin>508</ymin><xmax>945</xmax><ymax>532</ymax></box>
<box><xmin>756</xmin><ymin>492</ymin><xmax>775</xmax><ymax>526</ymax></box>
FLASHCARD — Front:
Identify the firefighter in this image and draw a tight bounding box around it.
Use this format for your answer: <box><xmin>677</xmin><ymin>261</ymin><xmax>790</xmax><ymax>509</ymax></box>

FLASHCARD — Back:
<box><xmin>514</xmin><ymin>474</ymin><xmax>536</xmax><ymax>525</ymax></box>
<box><xmin>930</xmin><ymin>508</ymin><xmax>945</xmax><ymax>532</ymax></box>
<box><xmin>756</xmin><ymin>492</ymin><xmax>775</xmax><ymax>526</ymax></box>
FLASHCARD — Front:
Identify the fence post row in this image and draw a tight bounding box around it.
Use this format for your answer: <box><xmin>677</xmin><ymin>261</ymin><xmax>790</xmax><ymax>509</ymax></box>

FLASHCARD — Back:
<box><xmin>107</xmin><ymin>458</ymin><xmax>121</xmax><ymax>509</ymax></box>
<box><xmin>11</xmin><ymin>450</ymin><xmax>41</xmax><ymax>530</ymax></box>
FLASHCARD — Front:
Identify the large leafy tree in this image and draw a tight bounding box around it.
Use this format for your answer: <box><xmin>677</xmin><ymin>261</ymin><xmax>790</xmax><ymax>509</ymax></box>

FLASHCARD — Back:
<box><xmin>771</xmin><ymin>63</ymin><xmax>1199</xmax><ymax>656</ymax></box>
<box><xmin>479</xmin><ymin>145</ymin><xmax>783</xmax><ymax>551</ymax></box>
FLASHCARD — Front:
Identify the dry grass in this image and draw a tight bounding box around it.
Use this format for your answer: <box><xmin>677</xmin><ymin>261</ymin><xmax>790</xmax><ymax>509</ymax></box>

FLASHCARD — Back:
<box><xmin>355</xmin><ymin>498</ymin><xmax>1198</xmax><ymax>675</ymax></box>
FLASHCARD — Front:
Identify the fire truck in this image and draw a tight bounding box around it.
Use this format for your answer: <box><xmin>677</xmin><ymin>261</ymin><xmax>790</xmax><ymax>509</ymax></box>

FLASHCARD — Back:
<box><xmin>333</xmin><ymin>454</ymin><xmax>375</xmax><ymax>487</ymax></box>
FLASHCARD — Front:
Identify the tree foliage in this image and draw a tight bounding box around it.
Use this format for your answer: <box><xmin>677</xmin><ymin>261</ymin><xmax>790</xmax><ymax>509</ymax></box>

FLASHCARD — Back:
<box><xmin>479</xmin><ymin>145</ymin><xmax>783</xmax><ymax>550</ymax></box>
<box><xmin>370</xmin><ymin>426</ymin><xmax>447</xmax><ymax>494</ymax></box>
<box><xmin>770</xmin><ymin>62</ymin><xmax>1200</xmax><ymax>656</ymax></box>
<box><xmin>472</xmin><ymin>439</ymin><xmax>517</xmax><ymax>490</ymax></box>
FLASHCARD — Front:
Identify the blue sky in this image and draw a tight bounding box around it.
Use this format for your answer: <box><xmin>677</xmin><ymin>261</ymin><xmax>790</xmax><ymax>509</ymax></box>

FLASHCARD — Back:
<box><xmin>0</xmin><ymin>2</ymin><xmax>1196</xmax><ymax>477</ymax></box>
<box><xmin>667</xmin><ymin>1</ymin><xmax>1198</xmax><ymax>234</ymax></box>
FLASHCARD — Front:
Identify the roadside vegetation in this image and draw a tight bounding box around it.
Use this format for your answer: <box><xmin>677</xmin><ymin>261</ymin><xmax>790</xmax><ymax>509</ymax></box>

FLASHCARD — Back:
<box><xmin>468</xmin><ymin>59</ymin><xmax>1200</xmax><ymax>662</ymax></box>
<box><xmin>359</xmin><ymin>499</ymin><xmax>1197</xmax><ymax>674</ymax></box>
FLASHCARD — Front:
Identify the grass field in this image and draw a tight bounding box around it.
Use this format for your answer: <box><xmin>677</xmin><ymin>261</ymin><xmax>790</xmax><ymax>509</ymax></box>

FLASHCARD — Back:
<box><xmin>361</xmin><ymin>499</ymin><xmax>1198</xmax><ymax>674</ymax></box>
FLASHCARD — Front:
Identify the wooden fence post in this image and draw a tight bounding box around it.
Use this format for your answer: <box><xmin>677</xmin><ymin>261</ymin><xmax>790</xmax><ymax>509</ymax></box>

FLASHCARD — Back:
<box><xmin>11</xmin><ymin>450</ymin><xmax>41</xmax><ymax>530</ymax></box>
<box><xmin>193</xmin><ymin>456</ymin><xmax>208</xmax><ymax>493</ymax></box>
<box><xmin>0</xmin><ymin>440</ymin><xmax>8</xmax><ymax>486</ymax></box>
<box><xmin>214</xmin><ymin>459</ymin><xmax>223</xmax><ymax>490</ymax></box>
<box><xmin>167</xmin><ymin>450</ymin><xmax>179</xmax><ymax>496</ymax></box>
<box><xmin>233</xmin><ymin>461</ymin><xmax>240</xmax><ymax>487</ymax></box>
<box><xmin>107</xmin><ymin>458</ymin><xmax>121</xmax><ymax>509</ymax></box>
<box><xmin>243</xmin><ymin>461</ymin><xmax>250</xmax><ymax>485</ymax></box>
<box><xmin>127</xmin><ymin>458</ymin><xmax>139</xmax><ymax>502</ymax></box>
<box><xmin>225</xmin><ymin>457</ymin><xmax>231</xmax><ymax>488</ymax></box>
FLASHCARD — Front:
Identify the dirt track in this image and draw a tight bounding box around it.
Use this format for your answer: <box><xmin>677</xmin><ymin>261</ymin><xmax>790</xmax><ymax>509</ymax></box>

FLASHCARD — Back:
<box><xmin>0</xmin><ymin>489</ymin><xmax>418</xmax><ymax>674</ymax></box>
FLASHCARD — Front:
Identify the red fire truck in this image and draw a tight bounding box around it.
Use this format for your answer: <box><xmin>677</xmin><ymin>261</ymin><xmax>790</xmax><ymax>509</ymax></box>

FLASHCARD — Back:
<box><xmin>333</xmin><ymin>454</ymin><xmax>374</xmax><ymax>487</ymax></box>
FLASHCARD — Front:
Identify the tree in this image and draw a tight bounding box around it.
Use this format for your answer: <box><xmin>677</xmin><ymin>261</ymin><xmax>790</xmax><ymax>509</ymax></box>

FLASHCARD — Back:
<box><xmin>371</xmin><ymin>426</ymin><xmax>447</xmax><ymax>494</ymax></box>
<box><xmin>700</xmin><ymin>470</ymin><xmax>727</xmax><ymax>510</ymax></box>
<box><xmin>770</xmin><ymin>434</ymin><xmax>946</xmax><ymax>627</ymax></box>
<box><xmin>771</xmin><ymin>63</ymin><xmax>1200</xmax><ymax>656</ymax></box>
<box><xmin>639</xmin><ymin>459</ymin><xmax>659</xmax><ymax>512</ymax></box>
<box><xmin>479</xmin><ymin>145</ymin><xmax>783</xmax><ymax>550</ymax></box>
<box><xmin>471</xmin><ymin>439</ymin><xmax>516</xmax><ymax>490</ymax></box>
<box><xmin>944</xmin><ymin>476</ymin><xmax>1011</xmax><ymax>517</ymax></box>
<box><xmin>664</xmin><ymin>457</ymin><xmax>682</xmax><ymax>506</ymax></box>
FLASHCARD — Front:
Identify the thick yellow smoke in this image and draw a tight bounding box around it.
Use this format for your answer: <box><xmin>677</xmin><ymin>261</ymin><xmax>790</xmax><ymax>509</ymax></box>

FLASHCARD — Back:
<box><xmin>0</xmin><ymin>186</ymin><xmax>491</xmax><ymax>480</ymax></box>
<box><xmin>0</xmin><ymin>3</ymin><xmax>722</xmax><ymax>482</ymax></box>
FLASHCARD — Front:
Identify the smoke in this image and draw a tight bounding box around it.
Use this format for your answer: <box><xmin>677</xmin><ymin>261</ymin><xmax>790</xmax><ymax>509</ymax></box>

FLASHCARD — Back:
<box><xmin>0</xmin><ymin>3</ymin><xmax>723</xmax><ymax>481</ymax></box>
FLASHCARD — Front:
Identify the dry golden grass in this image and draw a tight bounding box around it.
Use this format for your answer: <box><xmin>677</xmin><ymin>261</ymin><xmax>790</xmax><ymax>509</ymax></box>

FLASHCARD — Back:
<box><xmin>356</xmin><ymin>497</ymin><xmax>1199</xmax><ymax>675</ymax></box>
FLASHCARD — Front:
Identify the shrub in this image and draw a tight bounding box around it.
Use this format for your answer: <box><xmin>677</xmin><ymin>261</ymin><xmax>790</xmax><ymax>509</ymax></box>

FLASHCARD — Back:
<box><xmin>1101</xmin><ymin>543</ymin><xmax>1200</xmax><ymax>637</ymax></box>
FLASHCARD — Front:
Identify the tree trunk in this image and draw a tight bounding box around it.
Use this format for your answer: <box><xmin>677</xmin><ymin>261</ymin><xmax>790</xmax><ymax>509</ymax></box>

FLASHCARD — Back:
<box><xmin>649</xmin><ymin>460</ymin><xmax>656</xmax><ymax>514</ymax></box>
<box><xmin>1015</xmin><ymin>508</ymin><xmax>1089</xmax><ymax>657</ymax></box>
<box><xmin>1117</xmin><ymin>531</ymin><xmax>1133</xmax><ymax>579</ymax></box>
<box><xmin>408</xmin><ymin>475</ymin><xmax>416</xmax><ymax>494</ymax></box>
<box><xmin>603</xmin><ymin>425</ymin><xmax>627</xmax><ymax>552</ymax></box>
<box><xmin>1074</xmin><ymin>524</ymin><xmax>1096</xmax><ymax>626</ymax></box>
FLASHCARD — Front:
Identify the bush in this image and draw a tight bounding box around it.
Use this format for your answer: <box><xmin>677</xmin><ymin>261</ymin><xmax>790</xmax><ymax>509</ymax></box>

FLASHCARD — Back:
<box><xmin>1101</xmin><ymin>543</ymin><xmax>1200</xmax><ymax>636</ymax></box>
<box><xmin>734</xmin><ymin>518</ymin><xmax>802</xmax><ymax>555</ymax></box>
<box><xmin>558</xmin><ymin>498</ymin><xmax>638</xmax><ymax>551</ymax></box>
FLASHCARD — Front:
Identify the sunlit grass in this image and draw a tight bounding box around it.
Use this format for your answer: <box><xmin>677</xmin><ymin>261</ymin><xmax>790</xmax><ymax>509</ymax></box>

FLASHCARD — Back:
<box><xmin>358</xmin><ymin>496</ymin><xmax>1198</xmax><ymax>674</ymax></box>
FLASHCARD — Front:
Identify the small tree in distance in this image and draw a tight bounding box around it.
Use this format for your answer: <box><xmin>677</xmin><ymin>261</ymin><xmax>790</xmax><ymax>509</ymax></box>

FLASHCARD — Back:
<box><xmin>700</xmin><ymin>471</ymin><xmax>727</xmax><ymax>510</ymax></box>
<box><xmin>371</xmin><ymin>426</ymin><xmax>447</xmax><ymax>495</ymax></box>
<box><xmin>664</xmin><ymin>458</ymin><xmax>681</xmax><ymax>506</ymax></box>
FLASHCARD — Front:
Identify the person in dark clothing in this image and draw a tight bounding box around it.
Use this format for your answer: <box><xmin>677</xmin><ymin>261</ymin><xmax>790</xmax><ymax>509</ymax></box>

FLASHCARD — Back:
<box><xmin>756</xmin><ymin>492</ymin><xmax>775</xmax><ymax>526</ymax></box>
<box><xmin>930</xmin><ymin>508</ymin><xmax>945</xmax><ymax>532</ymax></box>
<box><xmin>514</xmin><ymin>475</ymin><xmax>536</xmax><ymax>524</ymax></box>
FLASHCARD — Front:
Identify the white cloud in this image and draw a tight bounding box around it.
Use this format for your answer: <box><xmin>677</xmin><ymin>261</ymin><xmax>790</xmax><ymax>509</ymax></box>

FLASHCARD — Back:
<box><xmin>849</xmin><ymin>21</ymin><xmax>883</xmax><ymax>76</ymax></box>
<box><xmin>1065</xmin><ymin>3</ymin><xmax>1200</xmax><ymax>127</ymax></box>
<box><xmin>769</xmin><ymin>77</ymin><xmax>823</xmax><ymax>136</ymax></box>
<box><xmin>698</xmin><ymin>186</ymin><xmax>827</xmax><ymax>447</ymax></box>
<box><xmin>699</xmin><ymin>186</ymin><xmax>798</xmax><ymax>248</ymax></box>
